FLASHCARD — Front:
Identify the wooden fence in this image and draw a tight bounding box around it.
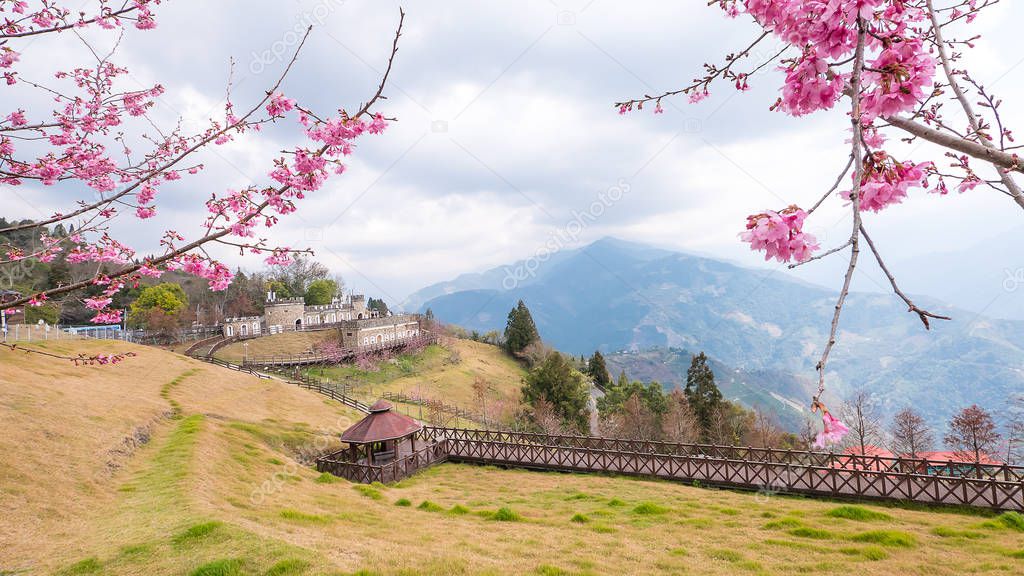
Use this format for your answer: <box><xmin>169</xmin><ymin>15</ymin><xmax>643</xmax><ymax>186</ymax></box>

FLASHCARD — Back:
<box><xmin>423</xmin><ymin>427</ymin><xmax>1024</xmax><ymax>511</ymax></box>
<box><xmin>380</xmin><ymin>391</ymin><xmax>503</xmax><ymax>429</ymax></box>
<box><xmin>316</xmin><ymin>440</ymin><xmax>449</xmax><ymax>484</ymax></box>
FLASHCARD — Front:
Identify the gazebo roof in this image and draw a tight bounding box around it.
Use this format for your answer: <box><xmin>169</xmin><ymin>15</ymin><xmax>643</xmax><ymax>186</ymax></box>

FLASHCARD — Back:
<box><xmin>341</xmin><ymin>400</ymin><xmax>422</xmax><ymax>444</ymax></box>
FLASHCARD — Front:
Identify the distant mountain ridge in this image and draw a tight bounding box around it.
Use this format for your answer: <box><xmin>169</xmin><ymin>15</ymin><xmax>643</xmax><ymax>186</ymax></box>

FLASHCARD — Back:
<box><xmin>409</xmin><ymin>237</ymin><xmax>1024</xmax><ymax>426</ymax></box>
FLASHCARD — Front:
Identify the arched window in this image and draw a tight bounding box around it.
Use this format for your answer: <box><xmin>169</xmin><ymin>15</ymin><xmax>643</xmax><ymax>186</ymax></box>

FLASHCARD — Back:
<box><xmin>252</xmin><ymin>322</ymin><xmax>260</xmax><ymax>334</ymax></box>
<box><xmin>240</xmin><ymin>324</ymin><xmax>248</xmax><ymax>336</ymax></box>
<box><xmin>226</xmin><ymin>325</ymin><xmax>234</xmax><ymax>337</ymax></box>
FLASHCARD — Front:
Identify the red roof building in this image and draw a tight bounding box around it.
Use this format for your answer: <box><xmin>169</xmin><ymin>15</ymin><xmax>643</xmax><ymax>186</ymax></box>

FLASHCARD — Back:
<box><xmin>338</xmin><ymin>400</ymin><xmax>423</xmax><ymax>466</ymax></box>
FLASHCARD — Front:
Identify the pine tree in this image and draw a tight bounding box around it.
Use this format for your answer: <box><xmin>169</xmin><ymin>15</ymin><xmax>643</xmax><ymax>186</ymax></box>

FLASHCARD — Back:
<box><xmin>521</xmin><ymin>351</ymin><xmax>589</xmax><ymax>433</ymax></box>
<box><xmin>503</xmin><ymin>299</ymin><xmax>539</xmax><ymax>356</ymax></box>
<box><xmin>586</xmin><ymin>350</ymin><xmax>612</xmax><ymax>390</ymax></box>
<box><xmin>684</xmin><ymin>352</ymin><xmax>721</xmax><ymax>440</ymax></box>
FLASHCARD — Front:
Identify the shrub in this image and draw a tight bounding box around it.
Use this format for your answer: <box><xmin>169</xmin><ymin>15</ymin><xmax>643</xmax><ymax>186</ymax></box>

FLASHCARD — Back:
<box><xmin>825</xmin><ymin>505</ymin><xmax>892</xmax><ymax>522</ymax></box>
<box><xmin>417</xmin><ymin>500</ymin><xmax>444</xmax><ymax>512</ymax></box>
<box><xmin>632</xmin><ymin>502</ymin><xmax>668</xmax><ymax>515</ymax></box>
<box><xmin>994</xmin><ymin>511</ymin><xmax>1024</xmax><ymax>531</ymax></box>
<box><xmin>850</xmin><ymin>530</ymin><xmax>917</xmax><ymax>548</ymax></box>
<box><xmin>491</xmin><ymin>507</ymin><xmax>521</xmax><ymax>522</ymax></box>
<box><xmin>394</xmin><ymin>498</ymin><xmax>412</xmax><ymax>507</ymax></box>
<box><xmin>313</xmin><ymin>473</ymin><xmax>338</xmax><ymax>484</ymax></box>
<box><xmin>570</xmin><ymin>513</ymin><xmax>590</xmax><ymax>524</ymax></box>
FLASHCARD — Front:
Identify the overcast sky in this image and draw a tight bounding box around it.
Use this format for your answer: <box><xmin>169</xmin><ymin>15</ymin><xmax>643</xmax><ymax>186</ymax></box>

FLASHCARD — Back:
<box><xmin>4</xmin><ymin>0</ymin><xmax>1023</xmax><ymax>315</ymax></box>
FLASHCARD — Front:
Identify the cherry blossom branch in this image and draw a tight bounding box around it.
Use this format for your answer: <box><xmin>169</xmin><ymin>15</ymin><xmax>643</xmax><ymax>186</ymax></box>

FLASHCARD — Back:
<box><xmin>0</xmin><ymin>28</ymin><xmax>313</xmax><ymax>235</ymax></box>
<box><xmin>923</xmin><ymin>0</ymin><xmax>1024</xmax><ymax>207</ymax></box>
<box><xmin>885</xmin><ymin>115</ymin><xmax>1024</xmax><ymax>180</ymax></box>
<box><xmin>613</xmin><ymin>30</ymin><xmax>772</xmax><ymax>111</ymax></box>
<box><xmin>807</xmin><ymin>153</ymin><xmax>854</xmax><ymax>215</ymax></box>
<box><xmin>0</xmin><ymin>342</ymin><xmax>136</xmax><ymax>365</ymax></box>
<box><xmin>815</xmin><ymin>22</ymin><xmax>866</xmax><ymax>399</ymax></box>
<box><xmin>858</xmin><ymin>224</ymin><xmax>951</xmax><ymax>329</ymax></box>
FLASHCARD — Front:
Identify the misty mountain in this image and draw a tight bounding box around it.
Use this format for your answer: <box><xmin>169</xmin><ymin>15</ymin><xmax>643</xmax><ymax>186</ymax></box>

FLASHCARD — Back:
<box><xmin>411</xmin><ymin>237</ymin><xmax>1024</xmax><ymax>426</ymax></box>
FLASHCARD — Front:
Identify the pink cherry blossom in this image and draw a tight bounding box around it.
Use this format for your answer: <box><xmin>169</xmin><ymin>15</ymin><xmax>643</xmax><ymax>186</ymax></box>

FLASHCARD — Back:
<box><xmin>814</xmin><ymin>410</ymin><xmax>850</xmax><ymax>448</ymax></box>
<box><xmin>741</xmin><ymin>206</ymin><xmax>819</xmax><ymax>263</ymax></box>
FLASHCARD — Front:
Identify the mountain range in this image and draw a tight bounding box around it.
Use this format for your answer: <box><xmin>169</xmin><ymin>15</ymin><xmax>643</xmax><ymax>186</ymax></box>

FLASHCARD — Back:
<box><xmin>404</xmin><ymin>237</ymin><xmax>1024</xmax><ymax>428</ymax></box>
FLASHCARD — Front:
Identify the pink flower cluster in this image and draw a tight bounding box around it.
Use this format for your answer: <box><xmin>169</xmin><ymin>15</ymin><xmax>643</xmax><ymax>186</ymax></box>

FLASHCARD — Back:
<box><xmin>814</xmin><ymin>410</ymin><xmax>850</xmax><ymax>448</ymax></box>
<box><xmin>854</xmin><ymin>152</ymin><xmax>930</xmax><ymax>212</ymax></box>
<box><xmin>741</xmin><ymin>206</ymin><xmax>819</xmax><ymax>263</ymax></box>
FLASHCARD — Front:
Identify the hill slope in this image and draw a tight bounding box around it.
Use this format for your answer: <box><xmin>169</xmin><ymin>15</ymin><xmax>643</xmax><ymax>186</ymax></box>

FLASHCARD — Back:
<box><xmin>2</xmin><ymin>342</ymin><xmax>1023</xmax><ymax>575</ymax></box>
<box><xmin>413</xmin><ymin>237</ymin><xmax>1024</xmax><ymax>424</ymax></box>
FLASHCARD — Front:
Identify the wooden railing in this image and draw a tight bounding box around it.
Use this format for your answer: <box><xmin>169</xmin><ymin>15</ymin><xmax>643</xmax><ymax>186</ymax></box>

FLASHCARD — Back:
<box><xmin>425</xmin><ymin>428</ymin><xmax>1024</xmax><ymax>482</ymax></box>
<box><xmin>423</xmin><ymin>428</ymin><xmax>1024</xmax><ymax>511</ymax></box>
<box><xmin>316</xmin><ymin>441</ymin><xmax>449</xmax><ymax>484</ymax></box>
<box><xmin>380</xmin><ymin>391</ymin><xmax>503</xmax><ymax>429</ymax></box>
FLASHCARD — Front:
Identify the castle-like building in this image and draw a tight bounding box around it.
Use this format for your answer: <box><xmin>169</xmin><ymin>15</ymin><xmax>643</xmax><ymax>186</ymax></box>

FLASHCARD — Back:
<box><xmin>222</xmin><ymin>292</ymin><xmax>421</xmax><ymax>350</ymax></box>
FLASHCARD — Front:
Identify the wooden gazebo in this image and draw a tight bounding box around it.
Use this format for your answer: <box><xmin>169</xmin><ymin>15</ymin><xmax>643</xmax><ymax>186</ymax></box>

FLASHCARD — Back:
<box><xmin>339</xmin><ymin>400</ymin><xmax>423</xmax><ymax>465</ymax></box>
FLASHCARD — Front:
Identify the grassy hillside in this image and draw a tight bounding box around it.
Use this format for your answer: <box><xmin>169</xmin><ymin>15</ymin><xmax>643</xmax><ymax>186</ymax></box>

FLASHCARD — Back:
<box><xmin>310</xmin><ymin>339</ymin><xmax>528</xmax><ymax>415</ymax></box>
<box><xmin>2</xmin><ymin>341</ymin><xmax>1023</xmax><ymax>575</ymax></box>
<box><xmin>214</xmin><ymin>331</ymin><xmax>337</xmax><ymax>363</ymax></box>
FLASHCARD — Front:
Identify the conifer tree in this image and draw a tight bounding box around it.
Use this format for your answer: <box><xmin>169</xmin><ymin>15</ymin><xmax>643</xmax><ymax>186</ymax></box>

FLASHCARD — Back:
<box><xmin>504</xmin><ymin>299</ymin><xmax>540</xmax><ymax>356</ymax></box>
<box><xmin>684</xmin><ymin>352</ymin><xmax>722</xmax><ymax>439</ymax></box>
<box><xmin>521</xmin><ymin>351</ymin><xmax>589</xmax><ymax>432</ymax></box>
<box><xmin>586</xmin><ymin>350</ymin><xmax>612</xmax><ymax>390</ymax></box>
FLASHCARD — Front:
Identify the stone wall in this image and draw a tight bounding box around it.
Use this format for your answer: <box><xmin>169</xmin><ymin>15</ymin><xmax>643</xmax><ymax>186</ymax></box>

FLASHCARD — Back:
<box><xmin>338</xmin><ymin>314</ymin><xmax>421</xmax><ymax>349</ymax></box>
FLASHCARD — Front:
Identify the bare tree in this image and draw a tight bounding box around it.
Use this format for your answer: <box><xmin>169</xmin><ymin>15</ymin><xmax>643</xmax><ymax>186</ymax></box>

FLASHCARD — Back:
<box><xmin>945</xmin><ymin>405</ymin><xmax>1002</xmax><ymax>478</ymax></box>
<box><xmin>750</xmin><ymin>408</ymin><xmax>782</xmax><ymax>449</ymax></box>
<box><xmin>531</xmin><ymin>399</ymin><xmax>566</xmax><ymax>436</ymax></box>
<box><xmin>661</xmin><ymin>389</ymin><xmax>700</xmax><ymax>444</ymax></box>
<box><xmin>1004</xmin><ymin>395</ymin><xmax>1024</xmax><ymax>466</ymax></box>
<box><xmin>472</xmin><ymin>376</ymin><xmax>490</xmax><ymax>421</ymax></box>
<box><xmin>839</xmin><ymin>391</ymin><xmax>883</xmax><ymax>454</ymax></box>
<box><xmin>890</xmin><ymin>407</ymin><xmax>934</xmax><ymax>459</ymax></box>
<box><xmin>604</xmin><ymin>393</ymin><xmax>658</xmax><ymax>441</ymax></box>
<box><xmin>798</xmin><ymin>419</ymin><xmax>818</xmax><ymax>451</ymax></box>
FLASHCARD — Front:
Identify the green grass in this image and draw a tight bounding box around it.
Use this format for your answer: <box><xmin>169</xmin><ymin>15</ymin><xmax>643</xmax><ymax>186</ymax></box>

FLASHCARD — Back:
<box><xmin>394</xmin><ymin>498</ymin><xmax>412</xmax><ymax>507</ymax></box>
<box><xmin>632</xmin><ymin>502</ymin><xmax>669</xmax><ymax>515</ymax></box>
<box><xmin>788</xmin><ymin>527</ymin><xmax>834</xmax><ymax>540</ymax></box>
<box><xmin>607</xmin><ymin>498</ymin><xmax>626</xmax><ymax>507</ymax></box>
<box><xmin>59</xmin><ymin>557</ymin><xmax>102</xmax><ymax>575</ymax></box>
<box><xmin>354</xmin><ymin>485</ymin><xmax>383</xmax><ymax>500</ymax></box>
<box><xmin>825</xmin><ymin>505</ymin><xmax>892</xmax><ymax>522</ymax></box>
<box><xmin>417</xmin><ymin>500</ymin><xmax>445</xmax><ymax>512</ymax></box>
<box><xmin>278</xmin><ymin>509</ymin><xmax>331</xmax><ymax>523</ymax></box>
<box><xmin>763</xmin><ymin>518</ymin><xmax>802</xmax><ymax>530</ymax></box>
<box><xmin>313</xmin><ymin>472</ymin><xmax>339</xmax><ymax>484</ymax></box>
<box><xmin>448</xmin><ymin>504</ymin><xmax>471</xmax><ymax>515</ymax></box>
<box><xmin>570</xmin><ymin>513</ymin><xmax>590</xmax><ymax>524</ymax></box>
<box><xmin>159</xmin><ymin>368</ymin><xmax>200</xmax><ymax>418</ymax></box>
<box><xmin>490</xmin><ymin>507</ymin><xmax>521</xmax><ymax>522</ymax></box>
<box><xmin>172</xmin><ymin>521</ymin><xmax>223</xmax><ymax>545</ymax></box>
<box><xmin>265</xmin><ymin>559</ymin><xmax>310</xmax><ymax>576</ymax></box>
<box><xmin>932</xmin><ymin>526</ymin><xmax>987</xmax><ymax>539</ymax></box>
<box><xmin>849</xmin><ymin>530</ymin><xmax>917</xmax><ymax>548</ymax></box>
<box><xmin>188</xmin><ymin>558</ymin><xmax>242</xmax><ymax>576</ymax></box>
